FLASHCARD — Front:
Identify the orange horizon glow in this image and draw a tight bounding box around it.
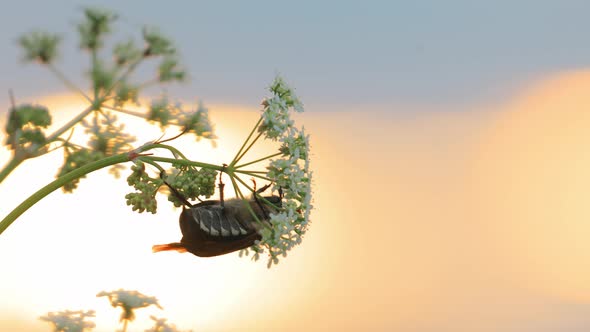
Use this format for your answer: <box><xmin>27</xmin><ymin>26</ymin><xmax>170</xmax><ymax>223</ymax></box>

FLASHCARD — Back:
<box><xmin>3</xmin><ymin>70</ymin><xmax>590</xmax><ymax>331</ymax></box>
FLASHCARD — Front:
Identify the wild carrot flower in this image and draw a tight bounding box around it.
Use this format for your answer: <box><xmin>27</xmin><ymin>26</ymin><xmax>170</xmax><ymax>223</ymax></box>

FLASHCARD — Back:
<box><xmin>40</xmin><ymin>310</ymin><xmax>95</xmax><ymax>332</ymax></box>
<box><xmin>146</xmin><ymin>316</ymin><xmax>191</xmax><ymax>332</ymax></box>
<box><xmin>240</xmin><ymin>75</ymin><xmax>313</xmax><ymax>267</ymax></box>
<box><xmin>97</xmin><ymin>289</ymin><xmax>162</xmax><ymax>323</ymax></box>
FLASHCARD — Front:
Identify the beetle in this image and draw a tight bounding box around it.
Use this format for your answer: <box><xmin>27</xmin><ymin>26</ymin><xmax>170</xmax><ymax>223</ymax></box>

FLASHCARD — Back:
<box><xmin>152</xmin><ymin>173</ymin><xmax>281</xmax><ymax>257</ymax></box>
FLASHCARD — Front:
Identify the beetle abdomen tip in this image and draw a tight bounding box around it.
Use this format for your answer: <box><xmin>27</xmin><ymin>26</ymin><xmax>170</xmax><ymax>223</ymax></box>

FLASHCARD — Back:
<box><xmin>152</xmin><ymin>243</ymin><xmax>188</xmax><ymax>253</ymax></box>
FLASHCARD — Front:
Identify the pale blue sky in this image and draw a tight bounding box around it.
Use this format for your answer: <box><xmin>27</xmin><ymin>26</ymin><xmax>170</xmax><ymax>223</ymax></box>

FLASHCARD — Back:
<box><xmin>1</xmin><ymin>0</ymin><xmax>590</xmax><ymax>111</ymax></box>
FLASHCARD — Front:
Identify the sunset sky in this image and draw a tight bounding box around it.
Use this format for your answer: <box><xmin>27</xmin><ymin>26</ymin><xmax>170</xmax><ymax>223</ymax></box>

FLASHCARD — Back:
<box><xmin>2</xmin><ymin>2</ymin><xmax>590</xmax><ymax>332</ymax></box>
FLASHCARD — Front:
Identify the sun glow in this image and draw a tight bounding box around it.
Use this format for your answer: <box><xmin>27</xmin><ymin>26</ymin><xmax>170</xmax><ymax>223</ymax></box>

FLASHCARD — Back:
<box><xmin>0</xmin><ymin>95</ymin><xmax>322</xmax><ymax>331</ymax></box>
<box><xmin>471</xmin><ymin>70</ymin><xmax>590</xmax><ymax>301</ymax></box>
<box><xmin>5</xmin><ymin>71</ymin><xmax>590</xmax><ymax>331</ymax></box>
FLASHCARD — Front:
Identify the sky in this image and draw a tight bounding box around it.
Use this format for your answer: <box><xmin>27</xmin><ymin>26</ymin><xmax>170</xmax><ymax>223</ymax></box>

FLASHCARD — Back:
<box><xmin>1</xmin><ymin>1</ymin><xmax>590</xmax><ymax>109</ymax></box>
<box><xmin>2</xmin><ymin>2</ymin><xmax>590</xmax><ymax>332</ymax></box>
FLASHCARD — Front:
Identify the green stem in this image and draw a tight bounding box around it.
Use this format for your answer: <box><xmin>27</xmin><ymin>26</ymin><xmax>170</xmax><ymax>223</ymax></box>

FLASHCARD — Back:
<box><xmin>103</xmin><ymin>56</ymin><xmax>143</xmax><ymax>99</ymax></box>
<box><xmin>230</xmin><ymin>174</ymin><xmax>271</xmax><ymax>227</ymax></box>
<box><xmin>146</xmin><ymin>156</ymin><xmax>224</xmax><ymax>171</ymax></box>
<box><xmin>234</xmin><ymin>174</ymin><xmax>275</xmax><ymax>207</ymax></box>
<box><xmin>91</xmin><ymin>49</ymin><xmax>99</xmax><ymax>100</ymax></box>
<box><xmin>0</xmin><ymin>155</ymin><xmax>25</xmax><ymax>184</ymax></box>
<box><xmin>232</xmin><ymin>131</ymin><xmax>263</xmax><ymax>167</ymax></box>
<box><xmin>233</xmin><ymin>174</ymin><xmax>279</xmax><ymax>210</ymax></box>
<box><xmin>235</xmin><ymin>152</ymin><xmax>282</xmax><ymax>169</ymax></box>
<box><xmin>232</xmin><ymin>174</ymin><xmax>256</xmax><ymax>195</ymax></box>
<box><xmin>137</xmin><ymin>156</ymin><xmax>165</xmax><ymax>173</ymax></box>
<box><xmin>229</xmin><ymin>175</ymin><xmax>245</xmax><ymax>200</ymax></box>
<box><xmin>150</xmin><ymin>143</ymin><xmax>189</xmax><ymax>160</ymax></box>
<box><xmin>48</xmin><ymin>64</ymin><xmax>92</xmax><ymax>103</ymax></box>
<box><xmin>230</xmin><ymin>116</ymin><xmax>262</xmax><ymax>167</ymax></box>
<box><xmin>137</xmin><ymin>78</ymin><xmax>160</xmax><ymax>90</ymax></box>
<box><xmin>229</xmin><ymin>175</ymin><xmax>260</xmax><ymax>223</ymax></box>
<box><xmin>234</xmin><ymin>170</ymin><xmax>272</xmax><ymax>182</ymax></box>
<box><xmin>46</xmin><ymin>105</ymin><xmax>95</xmax><ymax>142</ymax></box>
<box><xmin>0</xmin><ymin>153</ymin><xmax>130</xmax><ymax>236</ymax></box>
<box><xmin>101</xmin><ymin>104</ymin><xmax>147</xmax><ymax>119</ymax></box>
<box><xmin>1</xmin><ymin>102</ymin><xmax>95</xmax><ymax>183</ymax></box>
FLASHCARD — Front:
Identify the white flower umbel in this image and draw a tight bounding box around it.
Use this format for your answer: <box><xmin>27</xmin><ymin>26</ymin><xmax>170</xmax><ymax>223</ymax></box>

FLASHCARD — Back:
<box><xmin>146</xmin><ymin>316</ymin><xmax>191</xmax><ymax>332</ymax></box>
<box><xmin>237</xmin><ymin>78</ymin><xmax>313</xmax><ymax>266</ymax></box>
<box><xmin>40</xmin><ymin>310</ymin><xmax>95</xmax><ymax>332</ymax></box>
<box><xmin>258</xmin><ymin>76</ymin><xmax>303</xmax><ymax>140</ymax></box>
<box><xmin>97</xmin><ymin>289</ymin><xmax>162</xmax><ymax>330</ymax></box>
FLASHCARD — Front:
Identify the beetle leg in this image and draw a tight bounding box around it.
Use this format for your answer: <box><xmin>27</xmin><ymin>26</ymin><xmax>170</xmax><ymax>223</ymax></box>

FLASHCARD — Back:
<box><xmin>160</xmin><ymin>171</ymin><xmax>194</xmax><ymax>208</ymax></box>
<box><xmin>251</xmin><ymin>179</ymin><xmax>270</xmax><ymax>220</ymax></box>
<box><xmin>256</xmin><ymin>183</ymin><xmax>272</xmax><ymax>194</ymax></box>
<box><xmin>219</xmin><ymin>164</ymin><xmax>227</xmax><ymax>208</ymax></box>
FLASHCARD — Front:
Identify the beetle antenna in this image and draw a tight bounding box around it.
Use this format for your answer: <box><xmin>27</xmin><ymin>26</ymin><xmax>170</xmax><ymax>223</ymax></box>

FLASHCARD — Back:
<box><xmin>160</xmin><ymin>171</ymin><xmax>194</xmax><ymax>208</ymax></box>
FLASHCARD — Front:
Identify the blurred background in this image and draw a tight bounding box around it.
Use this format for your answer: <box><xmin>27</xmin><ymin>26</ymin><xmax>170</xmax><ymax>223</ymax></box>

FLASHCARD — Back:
<box><xmin>2</xmin><ymin>1</ymin><xmax>590</xmax><ymax>331</ymax></box>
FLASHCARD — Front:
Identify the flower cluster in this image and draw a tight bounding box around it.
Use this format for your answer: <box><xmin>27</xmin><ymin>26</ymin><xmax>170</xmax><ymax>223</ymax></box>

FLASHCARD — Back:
<box><xmin>125</xmin><ymin>162</ymin><xmax>163</xmax><ymax>213</ymax></box>
<box><xmin>11</xmin><ymin>6</ymin><xmax>193</xmax><ymax>197</ymax></box>
<box><xmin>78</xmin><ymin>7</ymin><xmax>117</xmax><ymax>50</ymax></box>
<box><xmin>146</xmin><ymin>316</ymin><xmax>191</xmax><ymax>332</ymax></box>
<box><xmin>56</xmin><ymin>111</ymin><xmax>136</xmax><ymax>188</ymax></box>
<box><xmin>258</xmin><ymin>76</ymin><xmax>304</xmax><ymax>140</ymax></box>
<box><xmin>4</xmin><ymin>104</ymin><xmax>52</xmax><ymax>151</ymax></box>
<box><xmin>39</xmin><ymin>290</ymin><xmax>188</xmax><ymax>332</ymax></box>
<box><xmin>58</xmin><ymin>148</ymin><xmax>104</xmax><ymax>192</ymax></box>
<box><xmin>113</xmin><ymin>80</ymin><xmax>139</xmax><ymax>107</ymax></box>
<box><xmin>143</xmin><ymin>27</ymin><xmax>176</xmax><ymax>57</ymax></box>
<box><xmin>82</xmin><ymin>112</ymin><xmax>136</xmax><ymax>157</ymax></box>
<box><xmin>148</xmin><ymin>98</ymin><xmax>216</xmax><ymax>142</ymax></box>
<box><xmin>165</xmin><ymin>165</ymin><xmax>218</xmax><ymax>207</ymax></box>
<box><xmin>40</xmin><ymin>310</ymin><xmax>95</xmax><ymax>332</ymax></box>
<box><xmin>18</xmin><ymin>31</ymin><xmax>61</xmax><ymax>64</ymax></box>
<box><xmin>89</xmin><ymin>60</ymin><xmax>116</xmax><ymax>95</ymax></box>
<box><xmin>97</xmin><ymin>289</ymin><xmax>162</xmax><ymax>323</ymax></box>
<box><xmin>158</xmin><ymin>57</ymin><xmax>186</xmax><ymax>83</ymax></box>
<box><xmin>113</xmin><ymin>39</ymin><xmax>141</xmax><ymax>66</ymax></box>
<box><xmin>242</xmin><ymin>76</ymin><xmax>312</xmax><ymax>267</ymax></box>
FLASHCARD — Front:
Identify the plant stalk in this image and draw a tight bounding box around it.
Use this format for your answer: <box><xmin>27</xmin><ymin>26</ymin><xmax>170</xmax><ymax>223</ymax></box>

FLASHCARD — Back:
<box><xmin>46</xmin><ymin>105</ymin><xmax>95</xmax><ymax>142</ymax></box>
<box><xmin>235</xmin><ymin>152</ymin><xmax>282</xmax><ymax>169</ymax></box>
<box><xmin>0</xmin><ymin>153</ymin><xmax>130</xmax><ymax>236</ymax></box>
<box><xmin>0</xmin><ymin>155</ymin><xmax>24</xmax><ymax>184</ymax></box>
<box><xmin>230</xmin><ymin>116</ymin><xmax>262</xmax><ymax>167</ymax></box>
<box><xmin>146</xmin><ymin>156</ymin><xmax>225</xmax><ymax>171</ymax></box>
